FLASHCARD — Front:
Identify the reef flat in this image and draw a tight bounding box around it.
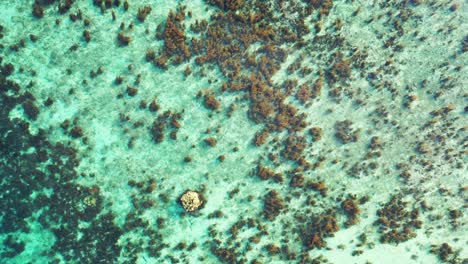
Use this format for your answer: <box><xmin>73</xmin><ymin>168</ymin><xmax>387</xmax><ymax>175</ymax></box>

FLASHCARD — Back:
<box><xmin>0</xmin><ymin>0</ymin><xmax>467</xmax><ymax>263</ymax></box>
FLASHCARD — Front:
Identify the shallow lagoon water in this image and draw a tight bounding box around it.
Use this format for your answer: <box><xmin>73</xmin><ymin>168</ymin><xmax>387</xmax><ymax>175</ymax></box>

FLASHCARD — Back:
<box><xmin>0</xmin><ymin>0</ymin><xmax>467</xmax><ymax>263</ymax></box>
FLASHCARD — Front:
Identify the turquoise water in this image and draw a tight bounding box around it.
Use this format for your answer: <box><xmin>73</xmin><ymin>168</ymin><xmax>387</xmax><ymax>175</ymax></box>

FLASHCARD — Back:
<box><xmin>0</xmin><ymin>0</ymin><xmax>466</xmax><ymax>263</ymax></box>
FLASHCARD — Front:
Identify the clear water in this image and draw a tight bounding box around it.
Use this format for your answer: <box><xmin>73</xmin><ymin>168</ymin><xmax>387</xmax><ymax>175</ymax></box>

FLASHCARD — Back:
<box><xmin>0</xmin><ymin>0</ymin><xmax>466</xmax><ymax>263</ymax></box>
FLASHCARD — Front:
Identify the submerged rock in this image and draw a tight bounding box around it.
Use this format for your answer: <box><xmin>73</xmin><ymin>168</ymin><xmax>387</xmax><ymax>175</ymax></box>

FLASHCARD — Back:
<box><xmin>180</xmin><ymin>190</ymin><xmax>204</xmax><ymax>212</ymax></box>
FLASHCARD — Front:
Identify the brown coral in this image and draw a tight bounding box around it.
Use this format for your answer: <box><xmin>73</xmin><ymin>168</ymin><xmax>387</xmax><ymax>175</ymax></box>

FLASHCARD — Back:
<box><xmin>117</xmin><ymin>33</ymin><xmax>131</xmax><ymax>46</ymax></box>
<box><xmin>137</xmin><ymin>6</ymin><xmax>152</xmax><ymax>22</ymax></box>
<box><xmin>335</xmin><ymin>120</ymin><xmax>359</xmax><ymax>144</ymax></box>
<box><xmin>22</xmin><ymin>100</ymin><xmax>40</xmax><ymax>120</ymax></box>
<box><xmin>341</xmin><ymin>196</ymin><xmax>360</xmax><ymax>226</ymax></box>
<box><xmin>263</xmin><ymin>190</ymin><xmax>285</xmax><ymax>221</ymax></box>
<box><xmin>375</xmin><ymin>195</ymin><xmax>422</xmax><ymax>244</ymax></box>
<box><xmin>309</xmin><ymin>127</ymin><xmax>323</xmax><ymax>142</ymax></box>
<box><xmin>205</xmin><ymin>137</ymin><xmax>217</xmax><ymax>147</ymax></box>
<box><xmin>256</xmin><ymin>165</ymin><xmax>280</xmax><ymax>181</ymax></box>
<box><xmin>303</xmin><ymin>210</ymin><xmax>339</xmax><ymax>250</ymax></box>
<box><xmin>161</xmin><ymin>9</ymin><xmax>190</xmax><ymax>64</ymax></box>
<box><xmin>207</xmin><ymin>0</ymin><xmax>244</xmax><ymax>11</ymax></box>
<box><xmin>203</xmin><ymin>92</ymin><xmax>221</xmax><ymax>110</ymax></box>
<box><xmin>253</xmin><ymin>130</ymin><xmax>269</xmax><ymax>146</ymax></box>
<box><xmin>281</xmin><ymin>135</ymin><xmax>307</xmax><ymax>161</ymax></box>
